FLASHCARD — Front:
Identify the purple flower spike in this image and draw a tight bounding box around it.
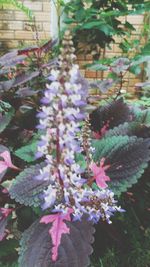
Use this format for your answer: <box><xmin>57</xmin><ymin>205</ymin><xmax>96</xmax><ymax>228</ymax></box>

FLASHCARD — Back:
<box><xmin>35</xmin><ymin>30</ymin><xmax>123</xmax><ymax>226</ymax></box>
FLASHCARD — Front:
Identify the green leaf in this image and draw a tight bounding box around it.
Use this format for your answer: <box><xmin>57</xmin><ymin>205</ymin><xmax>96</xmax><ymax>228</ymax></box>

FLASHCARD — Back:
<box><xmin>99</xmin><ymin>24</ymin><xmax>114</xmax><ymax>35</ymax></box>
<box><xmin>86</xmin><ymin>63</ymin><xmax>108</xmax><ymax>71</ymax></box>
<box><xmin>124</xmin><ymin>21</ymin><xmax>136</xmax><ymax>31</ymax></box>
<box><xmin>129</xmin><ymin>65</ymin><xmax>141</xmax><ymax>75</ymax></box>
<box><xmin>0</xmin><ymin>101</ymin><xmax>15</xmax><ymax>133</ymax></box>
<box><xmin>132</xmin><ymin>55</ymin><xmax>150</xmax><ymax>66</ymax></box>
<box><xmin>82</xmin><ymin>20</ymin><xmax>104</xmax><ymax>29</ymax></box>
<box><xmin>141</xmin><ymin>42</ymin><xmax>150</xmax><ymax>55</ymax></box>
<box><xmin>0</xmin><ymin>239</ymin><xmax>19</xmax><ymax>259</ymax></box>
<box><xmin>14</xmin><ymin>141</ymin><xmax>38</xmax><ymax>162</ymax></box>
<box><xmin>75</xmin><ymin>153</ymin><xmax>87</xmax><ymax>170</ymax></box>
<box><xmin>133</xmin><ymin>106</ymin><xmax>150</xmax><ymax>126</ymax></box>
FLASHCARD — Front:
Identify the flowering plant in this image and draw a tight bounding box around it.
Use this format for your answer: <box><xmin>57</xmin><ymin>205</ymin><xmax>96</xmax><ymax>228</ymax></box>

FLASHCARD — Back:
<box><xmin>0</xmin><ymin>31</ymin><xmax>150</xmax><ymax>267</ymax></box>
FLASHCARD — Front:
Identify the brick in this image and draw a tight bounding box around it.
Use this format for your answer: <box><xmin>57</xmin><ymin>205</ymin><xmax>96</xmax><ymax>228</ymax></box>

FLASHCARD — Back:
<box><xmin>43</xmin><ymin>2</ymin><xmax>51</xmax><ymax>12</ymax></box>
<box><xmin>85</xmin><ymin>70</ymin><xmax>97</xmax><ymax>79</ymax></box>
<box><xmin>0</xmin><ymin>10</ymin><xmax>14</xmax><ymax>20</ymax></box>
<box><xmin>43</xmin><ymin>22</ymin><xmax>50</xmax><ymax>31</ymax></box>
<box><xmin>23</xmin><ymin>22</ymin><xmax>43</xmax><ymax>31</ymax></box>
<box><xmin>85</xmin><ymin>54</ymin><xmax>93</xmax><ymax>60</ymax></box>
<box><xmin>3</xmin><ymin>40</ymin><xmax>19</xmax><ymax>48</ymax></box>
<box><xmin>14</xmin><ymin>30</ymin><xmax>50</xmax><ymax>41</ymax></box>
<box><xmin>14</xmin><ymin>30</ymin><xmax>35</xmax><ymax>40</ymax></box>
<box><xmin>14</xmin><ymin>11</ymin><xmax>30</xmax><ymax>21</ymax></box>
<box><xmin>78</xmin><ymin>60</ymin><xmax>89</xmax><ymax>68</ymax></box>
<box><xmin>23</xmin><ymin>1</ymin><xmax>43</xmax><ymax>11</ymax></box>
<box><xmin>34</xmin><ymin>12</ymin><xmax>50</xmax><ymax>22</ymax></box>
<box><xmin>105</xmin><ymin>52</ymin><xmax>116</xmax><ymax>58</ymax></box>
<box><xmin>0</xmin><ymin>30</ymin><xmax>14</xmax><ymax>39</ymax></box>
<box><xmin>126</xmin><ymin>15</ymin><xmax>144</xmax><ymax>25</ymax></box>
<box><xmin>96</xmin><ymin>71</ymin><xmax>105</xmax><ymax>79</ymax></box>
<box><xmin>118</xmin><ymin>16</ymin><xmax>126</xmax><ymax>23</ymax></box>
<box><xmin>113</xmin><ymin>44</ymin><xmax>122</xmax><ymax>53</ymax></box>
<box><xmin>0</xmin><ymin>21</ymin><xmax>23</xmax><ymax>30</ymax></box>
<box><xmin>77</xmin><ymin>54</ymin><xmax>85</xmax><ymax>60</ymax></box>
<box><xmin>38</xmin><ymin>31</ymin><xmax>50</xmax><ymax>39</ymax></box>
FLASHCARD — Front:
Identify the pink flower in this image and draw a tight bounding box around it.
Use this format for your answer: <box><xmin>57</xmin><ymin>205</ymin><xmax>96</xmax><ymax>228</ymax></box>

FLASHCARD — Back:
<box><xmin>90</xmin><ymin>158</ymin><xmax>110</xmax><ymax>188</ymax></box>
<box><xmin>0</xmin><ymin>151</ymin><xmax>19</xmax><ymax>175</ymax></box>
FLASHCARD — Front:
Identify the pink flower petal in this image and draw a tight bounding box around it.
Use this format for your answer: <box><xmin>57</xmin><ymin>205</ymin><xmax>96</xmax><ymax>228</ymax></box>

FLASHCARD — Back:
<box><xmin>90</xmin><ymin>158</ymin><xmax>110</xmax><ymax>189</ymax></box>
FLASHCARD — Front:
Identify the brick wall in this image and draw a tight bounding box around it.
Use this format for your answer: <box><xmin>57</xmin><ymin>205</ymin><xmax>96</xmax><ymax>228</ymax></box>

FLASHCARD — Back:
<box><xmin>0</xmin><ymin>4</ymin><xmax>145</xmax><ymax>96</ymax></box>
<box><xmin>77</xmin><ymin>14</ymin><xmax>145</xmax><ymax>96</ymax></box>
<box><xmin>0</xmin><ymin>0</ymin><xmax>51</xmax><ymax>51</ymax></box>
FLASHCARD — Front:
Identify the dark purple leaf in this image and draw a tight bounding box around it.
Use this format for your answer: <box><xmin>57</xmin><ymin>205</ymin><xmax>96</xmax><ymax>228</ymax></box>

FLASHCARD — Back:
<box><xmin>90</xmin><ymin>98</ymin><xmax>133</xmax><ymax>134</ymax></box>
<box><xmin>135</xmin><ymin>81</ymin><xmax>150</xmax><ymax>88</ymax></box>
<box><xmin>0</xmin><ymin>145</ymin><xmax>10</xmax><ymax>182</ymax></box>
<box><xmin>13</xmin><ymin>71</ymin><xmax>40</xmax><ymax>87</ymax></box>
<box><xmin>19</xmin><ymin>217</ymin><xmax>95</xmax><ymax>267</ymax></box>
<box><xmin>110</xmin><ymin>57</ymin><xmax>130</xmax><ymax>74</ymax></box>
<box><xmin>17</xmin><ymin>46</ymin><xmax>40</xmax><ymax>56</ymax></box>
<box><xmin>0</xmin><ymin>208</ymin><xmax>13</xmax><ymax>241</ymax></box>
<box><xmin>9</xmin><ymin>163</ymin><xmax>50</xmax><ymax>207</ymax></box>
<box><xmin>40</xmin><ymin>39</ymin><xmax>57</xmax><ymax>54</ymax></box>
<box><xmin>105</xmin><ymin>122</ymin><xmax>150</xmax><ymax>139</ymax></box>
<box><xmin>42</xmin><ymin>58</ymin><xmax>58</xmax><ymax>69</ymax></box>
<box><xmin>0</xmin><ymin>51</ymin><xmax>26</xmax><ymax>67</ymax></box>
<box><xmin>93</xmin><ymin>135</ymin><xmax>150</xmax><ymax>195</ymax></box>
<box><xmin>0</xmin><ymin>71</ymin><xmax>39</xmax><ymax>92</ymax></box>
<box><xmin>90</xmin><ymin>79</ymin><xmax>117</xmax><ymax>93</ymax></box>
<box><xmin>17</xmin><ymin>39</ymin><xmax>57</xmax><ymax>56</ymax></box>
<box><xmin>0</xmin><ymin>80</ymin><xmax>14</xmax><ymax>92</ymax></box>
<box><xmin>15</xmin><ymin>87</ymin><xmax>39</xmax><ymax>97</ymax></box>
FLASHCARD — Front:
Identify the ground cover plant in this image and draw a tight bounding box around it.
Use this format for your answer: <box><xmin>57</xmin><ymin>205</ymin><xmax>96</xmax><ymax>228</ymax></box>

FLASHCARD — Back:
<box><xmin>0</xmin><ymin>30</ymin><xmax>150</xmax><ymax>267</ymax></box>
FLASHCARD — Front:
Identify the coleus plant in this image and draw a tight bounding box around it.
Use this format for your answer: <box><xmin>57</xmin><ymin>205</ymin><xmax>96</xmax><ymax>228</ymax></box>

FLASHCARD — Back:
<box><xmin>0</xmin><ymin>31</ymin><xmax>150</xmax><ymax>267</ymax></box>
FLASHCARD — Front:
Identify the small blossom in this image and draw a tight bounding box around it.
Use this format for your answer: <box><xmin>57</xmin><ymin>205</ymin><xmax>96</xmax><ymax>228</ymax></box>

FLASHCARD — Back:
<box><xmin>90</xmin><ymin>158</ymin><xmax>110</xmax><ymax>188</ymax></box>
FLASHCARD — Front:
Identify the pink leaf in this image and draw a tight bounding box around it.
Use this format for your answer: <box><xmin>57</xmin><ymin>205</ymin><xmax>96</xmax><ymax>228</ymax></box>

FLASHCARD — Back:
<box><xmin>40</xmin><ymin>208</ymin><xmax>73</xmax><ymax>261</ymax></box>
<box><xmin>0</xmin><ymin>151</ymin><xmax>19</xmax><ymax>175</ymax></box>
<box><xmin>0</xmin><ymin>207</ymin><xmax>13</xmax><ymax>241</ymax></box>
<box><xmin>93</xmin><ymin>121</ymin><xmax>110</xmax><ymax>139</ymax></box>
<box><xmin>90</xmin><ymin>158</ymin><xmax>110</xmax><ymax>188</ymax></box>
<box><xmin>0</xmin><ymin>207</ymin><xmax>13</xmax><ymax>219</ymax></box>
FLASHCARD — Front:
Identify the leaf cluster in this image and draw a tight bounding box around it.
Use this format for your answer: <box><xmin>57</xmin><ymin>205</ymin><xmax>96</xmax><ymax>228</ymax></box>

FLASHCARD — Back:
<box><xmin>63</xmin><ymin>0</ymin><xmax>150</xmax><ymax>57</ymax></box>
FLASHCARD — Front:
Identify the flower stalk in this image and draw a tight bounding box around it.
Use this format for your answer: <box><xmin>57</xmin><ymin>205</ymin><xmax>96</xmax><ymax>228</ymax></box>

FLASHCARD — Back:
<box><xmin>36</xmin><ymin>30</ymin><xmax>123</xmax><ymax>223</ymax></box>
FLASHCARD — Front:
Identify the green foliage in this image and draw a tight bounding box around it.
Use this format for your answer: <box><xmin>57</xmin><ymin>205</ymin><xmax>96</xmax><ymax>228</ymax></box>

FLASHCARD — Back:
<box><xmin>14</xmin><ymin>140</ymin><xmax>38</xmax><ymax>163</ymax></box>
<box><xmin>132</xmin><ymin>106</ymin><xmax>150</xmax><ymax>126</ymax></box>
<box><xmin>63</xmin><ymin>0</ymin><xmax>150</xmax><ymax>56</ymax></box>
<box><xmin>75</xmin><ymin>153</ymin><xmax>87</xmax><ymax>170</ymax></box>
<box><xmin>0</xmin><ymin>239</ymin><xmax>19</xmax><ymax>267</ymax></box>
<box><xmin>91</xmin><ymin>249</ymin><xmax>120</xmax><ymax>267</ymax></box>
<box><xmin>0</xmin><ymin>101</ymin><xmax>14</xmax><ymax>133</ymax></box>
<box><xmin>0</xmin><ymin>263</ymin><xmax>18</xmax><ymax>267</ymax></box>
